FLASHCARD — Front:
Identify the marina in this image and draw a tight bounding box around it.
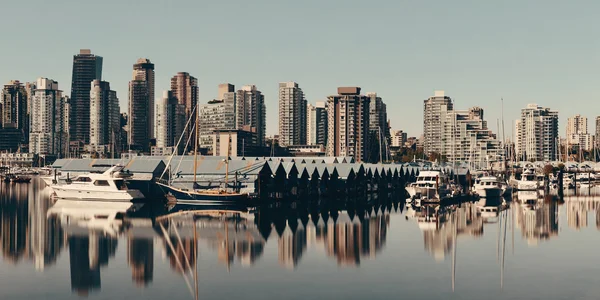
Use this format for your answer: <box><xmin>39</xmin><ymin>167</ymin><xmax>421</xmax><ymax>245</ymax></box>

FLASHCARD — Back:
<box><xmin>2</xmin><ymin>178</ymin><xmax>600</xmax><ymax>299</ymax></box>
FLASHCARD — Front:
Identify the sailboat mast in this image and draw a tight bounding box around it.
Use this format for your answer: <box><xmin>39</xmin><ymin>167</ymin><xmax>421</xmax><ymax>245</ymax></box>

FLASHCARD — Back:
<box><xmin>194</xmin><ymin>103</ymin><xmax>199</xmax><ymax>184</ymax></box>
<box><xmin>225</xmin><ymin>131</ymin><xmax>231</xmax><ymax>190</ymax></box>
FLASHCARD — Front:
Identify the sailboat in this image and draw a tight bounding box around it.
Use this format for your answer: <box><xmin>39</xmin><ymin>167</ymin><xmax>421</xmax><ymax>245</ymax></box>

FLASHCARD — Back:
<box><xmin>157</xmin><ymin>104</ymin><xmax>249</xmax><ymax>205</ymax></box>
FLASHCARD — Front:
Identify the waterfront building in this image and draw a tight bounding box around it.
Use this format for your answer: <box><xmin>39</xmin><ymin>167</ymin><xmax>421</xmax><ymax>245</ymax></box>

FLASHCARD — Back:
<box><xmin>367</xmin><ymin>92</ymin><xmax>390</xmax><ymax>162</ymax></box>
<box><xmin>236</xmin><ymin>85</ymin><xmax>266</xmax><ymax>146</ymax></box>
<box><xmin>566</xmin><ymin>114</ymin><xmax>593</xmax><ymax>151</ymax></box>
<box><xmin>422</xmin><ymin>91</ymin><xmax>503</xmax><ymax>167</ymax></box>
<box><xmin>89</xmin><ymin>80</ymin><xmax>120</xmax><ymax>154</ymax></box>
<box><xmin>515</xmin><ymin>104</ymin><xmax>559</xmax><ymax>161</ymax></box>
<box><xmin>29</xmin><ymin>78</ymin><xmax>69</xmax><ymax>157</ymax></box>
<box><xmin>132</xmin><ymin>58</ymin><xmax>155</xmax><ymax>140</ymax></box>
<box><xmin>307</xmin><ymin>101</ymin><xmax>327</xmax><ymax>147</ymax></box>
<box><xmin>199</xmin><ymin>85</ymin><xmax>237</xmax><ymax>151</ymax></box>
<box><xmin>326</xmin><ymin>87</ymin><xmax>370</xmax><ymax>162</ymax></box>
<box><xmin>278</xmin><ymin>82</ymin><xmax>306</xmax><ymax>147</ymax></box>
<box><xmin>391</xmin><ymin>130</ymin><xmax>407</xmax><ymax>147</ymax></box>
<box><xmin>211</xmin><ymin>129</ymin><xmax>259</xmax><ymax>157</ymax></box>
<box><xmin>1</xmin><ymin>80</ymin><xmax>28</xmax><ymax>150</ymax></box>
<box><xmin>154</xmin><ymin>91</ymin><xmax>185</xmax><ymax>154</ymax></box>
<box><xmin>128</xmin><ymin>80</ymin><xmax>150</xmax><ymax>151</ymax></box>
<box><xmin>423</xmin><ymin>91</ymin><xmax>453</xmax><ymax>156</ymax></box>
<box><xmin>596</xmin><ymin>116</ymin><xmax>600</xmax><ymax>148</ymax></box>
<box><xmin>70</xmin><ymin>49</ymin><xmax>103</xmax><ymax>144</ymax></box>
<box><xmin>170</xmin><ymin>72</ymin><xmax>198</xmax><ymax>152</ymax></box>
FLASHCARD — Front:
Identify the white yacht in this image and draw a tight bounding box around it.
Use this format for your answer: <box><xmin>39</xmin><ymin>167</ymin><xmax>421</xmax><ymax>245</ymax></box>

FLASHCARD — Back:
<box><xmin>472</xmin><ymin>176</ymin><xmax>503</xmax><ymax>198</ymax></box>
<box><xmin>517</xmin><ymin>168</ymin><xmax>538</xmax><ymax>191</ymax></box>
<box><xmin>576</xmin><ymin>173</ymin><xmax>595</xmax><ymax>187</ymax></box>
<box><xmin>406</xmin><ymin>170</ymin><xmax>450</xmax><ymax>200</ymax></box>
<box><xmin>50</xmin><ymin>165</ymin><xmax>145</xmax><ymax>201</ymax></box>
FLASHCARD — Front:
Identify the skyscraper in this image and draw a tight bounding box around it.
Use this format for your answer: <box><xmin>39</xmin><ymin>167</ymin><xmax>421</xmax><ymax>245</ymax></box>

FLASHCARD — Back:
<box><xmin>132</xmin><ymin>58</ymin><xmax>155</xmax><ymax>140</ymax></box>
<box><xmin>307</xmin><ymin>101</ymin><xmax>327</xmax><ymax>147</ymax></box>
<box><xmin>89</xmin><ymin>80</ymin><xmax>120</xmax><ymax>151</ymax></box>
<box><xmin>596</xmin><ymin>116</ymin><xmax>600</xmax><ymax>148</ymax></box>
<box><xmin>367</xmin><ymin>92</ymin><xmax>390</xmax><ymax>162</ymax></box>
<box><xmin>69</xmin><ymin>49</ymin><xmax>102</xmax><ymax>144</ymax></box>
<box><xmin>423</xmin><ymin>91</ymin><xmax>453</xmax><ymax>156</ymax></box>
<box><xmin>155</xmin><ymin>91</ymin><xmax>185</xmax><ymax>152</ymax></box>
<box><xmin>326</xmin><ymin>87</ymin><xmax>370</xmax><ymax>162</ymax></box>
<box><xmin>1</xmin><ymin>80</ymin><xmax>28</xmax><ymax>131</ymax></box>
<box><xmin>515</xmin><ymin>104</ymin><xmax>558</xmax><ymax>161</ymax></box>
<box><xmin>278</xmin><ymin>82</ymin><xmax>306</xmax><ymax>147</ymax></box>
<box><xmin>236</xmin><ymin>85</ymin><xmax>266</xmax><ymax>146</ymax></box>
<box><xmin>170</xmin><ymin>72</ymin><xmax>198</xmax><ymax>151</ymax></box>
<box><xmin>566</xmin><ymin>114</ymin><xmax>593</xmax><ymax>151</ymax></box>
<box><xmin>199</xmin><ymin>85</ymin><xmax>237</xmax><ymax>150</ymax></box>
<box><xmin>29</xmin><ymin>78</ymin><xmax>69</xmax><ymax>156</ymax></box>
<box><xmin>128</xmin><ymin>80</ymin><xmax>150</xmax><ymax>151</ymax></box>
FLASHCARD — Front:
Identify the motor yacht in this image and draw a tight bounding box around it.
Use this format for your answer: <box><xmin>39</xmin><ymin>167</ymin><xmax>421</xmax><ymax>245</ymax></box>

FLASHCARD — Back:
<box><xmin>405</xmin><ymin>170</ymin><xmax>450</xmax><ymax>200</ymax></box>
<box><xmin>517</xmin><ymin>168</ymin><xmax>538</xmax><ymax>191</ymax></box>
<box><xmin>50</xmin><ymin>165</ymin><xmax>145</xmax><ymax>201</ymax></box>
<box><xmin>472</xmin><ymin>176</ymin><xmax>503</xmax><ymax>198</ymax></box>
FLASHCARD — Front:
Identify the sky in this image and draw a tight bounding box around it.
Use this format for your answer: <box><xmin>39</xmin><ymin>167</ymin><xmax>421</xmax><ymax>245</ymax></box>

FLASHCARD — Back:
<box><xmin>1</xmin><ymin>0</ymin><xmax>599</xmax><ymax>138</ymax></box>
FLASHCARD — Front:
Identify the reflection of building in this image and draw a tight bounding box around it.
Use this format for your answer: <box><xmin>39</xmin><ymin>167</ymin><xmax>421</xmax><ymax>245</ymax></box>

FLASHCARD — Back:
<box><xmin>68</xmin><ymin>234</ymin><xmax>117</xmax><ymax>296</ymax></box>
<box><xmin>127</xmin><ymin>237</ymin><xmax>153</xmax><ymax>287</ymax></box>
<box><xmin>165</xmin><ymin>238</ymin><xmax>196</xmax><ymax>274</ymax></box>
<box><xmin>28</xmin><ymin>186</ymin><xmax>63</xmax><ymax>270</ymax></box>
<box><xmin>304</xmin><ymin>210</ymin><xmax>389</xmax><ymax>267</ymax></box>
<box><xmin>417</xmin><ymin>204</ymin><xmax>482</xmax><ymax>261</ymax></box>
<box><xmin>564</xmin><ymin>198</ymin><xmax>600</xmax><ymax>231</ymax></box>
<box><xmin>0</xmin><ymin>185</ymin><xmax>29</xmax><ymax>263</ymax></box>
<box><xmin>278</xmin><ymin>221</ymin><xmax>306</xmax><ymax>269</ymax></box>
<box><xmin>515</xmin><ymin>201</ymin><xmax>558</xmax><ymax>246</ymax></box>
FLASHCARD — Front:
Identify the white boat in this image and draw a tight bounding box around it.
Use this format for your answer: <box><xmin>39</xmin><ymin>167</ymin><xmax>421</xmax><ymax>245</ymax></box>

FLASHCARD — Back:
<box><xmin>472</xmin><ymin>176</ymin><xmax>503</xmax><ymax>198</ymax></box>
<box><xmin>576</xmin><ymin>173</ymin><xmax>595</xmax><ymax>187</ymax></box>
<box><xmin>405</xmin><ymin>170</ymin><xmax>451</xmax><ymax>200</ymax></box>
<box><xmin>50</xmin><ymin>165</ymin><xmax>145</xmax><ymax>201</ymax></box>
<box><xmin>517</xmin><ymin>168</ymin><xmax>538</xmax><ymax>191</ymax></box>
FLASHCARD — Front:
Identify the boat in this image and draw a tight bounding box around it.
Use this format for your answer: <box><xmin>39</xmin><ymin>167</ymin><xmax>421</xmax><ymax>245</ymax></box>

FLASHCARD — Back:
<box><xmin>50</xmin><ymin>165</ymin><xmax>145</xmax><ymax>201</ymax></box>
<box><xmin>10</xmin><ymin>176</ymin><xmax>31</xmax><ymax>183</ymax></box>
<box><xmin>576</xmin><ymin>173</ymin><xmax>595</xmax><ymax>188</ymax></box>
<box><xmin>405</xmin><ymin>169</ymin><xmax>451</xmax><ymax>200</ymax></box>
<box><xmin>517</xmin><ymin>167</ymin><xmax>538</xmax><ymax>191</ymax></box>
<box><xmin>157</xmin><ymin>103</ymin><xmax>248</xmax><ymax>205</ymax></box>
<box><xmin>472</xmin><ymin>175</ymin><xmax>503</xmax><ymax>198</ymax></box>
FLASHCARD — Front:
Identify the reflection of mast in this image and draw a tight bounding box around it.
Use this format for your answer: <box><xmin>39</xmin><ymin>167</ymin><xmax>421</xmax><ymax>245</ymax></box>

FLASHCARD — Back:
<box><xmin>501</xmin><ymin>209</ymin><xmax>508</xmax><ymax>289</ymax></box>
<box><xmin>193</xmin><ymin>218</ymin><xmax>198</xmax><ymax>300</ymax></box>
<box><xmin>451</xmin><ymin>209</ymin><xmax>457</xmax><ymax>292</ymax></box>
<box><xmin>159</xmin><ymin>222</ymin><xmax>194</xmax><ymax>297</ymax></box>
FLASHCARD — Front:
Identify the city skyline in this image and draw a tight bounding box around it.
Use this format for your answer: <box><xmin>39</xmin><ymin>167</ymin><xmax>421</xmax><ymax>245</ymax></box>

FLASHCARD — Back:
<box><xmin>2</xmin><ymin>1</ymin><xmax>599</xmax><ymax>137</ymax></box>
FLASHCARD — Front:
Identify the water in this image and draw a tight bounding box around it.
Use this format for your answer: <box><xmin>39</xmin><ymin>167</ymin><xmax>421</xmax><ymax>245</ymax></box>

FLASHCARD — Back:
<box><xmin>2</xmin><ymin>180</ymin><xmax>600</xmax><ymax>300</ymax></box>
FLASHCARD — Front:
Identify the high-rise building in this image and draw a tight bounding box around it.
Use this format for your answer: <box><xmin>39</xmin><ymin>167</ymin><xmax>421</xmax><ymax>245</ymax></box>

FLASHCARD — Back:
<box><xmin>236</xmin><ymin>85</ymin><xmax>266</xmax><ymax>146</ymax></box>
<box><xmin>566</xmin><ymin>114</ymin><xmax>593</xmax><ymax>151</ymax></box>
<box><xmin>132</xmin><ymin>58</ymin><xmax>155</xmax><ymax>140</ymax></box>
<box><xmin>171</xmin><ymin>72</ymin><xmax>199</xmax><ymax>151</ymax></box>
<box><xmin>367</xmin><ymin>92</ymin><xmax>390</xmax><ymax>162</ymax></box>
<box><xmin>423</xmin><ymin>91</ymin><xmax>453</xmax><ymax>156</ymax></box>
<box><xmin>421</xmin><ymin>91</ymin><xmax>503</xmax><ymax>166</ymax></box>
<box><xmin>515</xmin><ymin>104</ymin><xmax>558</xmax><ymax>161</ymax></box>
<box><xmin>128</xmin><ymin>80</ymin><xmax>150</xmax><ymax>151</ymax></box>
<box><xmin>1</xmin><ymin>80</ymin><xmax>28</xmax><ymax>147</ymax></box>
<box><xmin>278</xmin><ymin>82</ymin><xmax>306</xmax><ymax>147</ymax></box>
<box><xmin>567</xmin><ymin>114</ymin><xmax>587</xmax><ymax>136</ymax></box>
<box><xmin>326</xmin><ymin>87</ymin><xmax>370</xmax><ymax>162</ymax></box>
<box><xmin>307</xmin><ymin>101</ymin><xmax>327</xmax><ymax>146</ymax></box>
<box><xmin>199</xmin><ymin>86</ymin><xmax>237</xmax><ymax>150</ymax></box>
<box><xmin>391</xmin><ymin>130</ymin><xmax>407</xmax><ymax>147</ymax></box>
<box><xmin>596</xmin><ymin>116</ymin><xmax>600</xmax><ymax>148</ymax></box>
<box><xmin>444</xmin><ymin>107</ymin><xmax>503</xmax><ymax>167</ymax></box>
<box><xmin>218</xmin><ymin>83</ymin><xmax>234</xmax><ymax>101</ymax></box>
<box><xmin>29</xmin><ymin>78</ymin><xmax>69</xmax><ymax>156</ymax></box>
<box><xmin>155</xmin><ymin>91</ymin><xmax>185</xmax><ymax>152</ymax></box>
<box><xmin>89</xmin><ymin>80</ymin><xmax>120</xmax><ymax>152</ymax></box>
<box><xmin>69</xmin><ymin>49</ymin><xmax>103</xmax><ymax>144</ymax></box>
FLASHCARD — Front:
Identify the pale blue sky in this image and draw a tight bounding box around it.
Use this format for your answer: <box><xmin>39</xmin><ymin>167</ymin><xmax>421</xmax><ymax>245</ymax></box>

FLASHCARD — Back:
<box><xmin>1</xmin><ymin>0</ymin><xmax>599</xmax><ymax>137</ymax></box>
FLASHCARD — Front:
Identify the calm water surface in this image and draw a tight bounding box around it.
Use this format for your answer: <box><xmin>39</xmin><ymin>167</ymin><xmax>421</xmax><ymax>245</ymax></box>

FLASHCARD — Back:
<box><xmin>2</xmin><ymin>180</ymin><xmax>600</xmax><ymax>300</ymax></box>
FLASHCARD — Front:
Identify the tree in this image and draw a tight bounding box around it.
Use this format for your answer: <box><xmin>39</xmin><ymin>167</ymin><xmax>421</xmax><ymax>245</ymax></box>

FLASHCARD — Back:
<box><xmin>543</xmin><ymin>164</ymin><xmax>554</xmax><ymax>176</ymax></box>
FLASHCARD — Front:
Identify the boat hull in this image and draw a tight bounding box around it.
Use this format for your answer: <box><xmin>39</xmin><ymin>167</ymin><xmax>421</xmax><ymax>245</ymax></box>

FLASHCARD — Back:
<box><xmin>474</xmin><ymin>187</ymin><xmax>502</xmax><ymax>198</ymax></box>
<box><xmin>159</xmin><ymin>183</ymin><xmax>248</xmax><ymax>205</ymax></box>
<box><xmin>52</xmin><ymin>187</ymin><xmax>145</xmax><ymax>201</ymax></box>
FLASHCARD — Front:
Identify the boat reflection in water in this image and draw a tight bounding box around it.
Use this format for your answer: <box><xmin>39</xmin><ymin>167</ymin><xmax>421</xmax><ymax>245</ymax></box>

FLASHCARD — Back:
<box><xmin>6</xmin><ymin>178</ymin><xmax>600</xmax><ymax>298</ymax></box>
